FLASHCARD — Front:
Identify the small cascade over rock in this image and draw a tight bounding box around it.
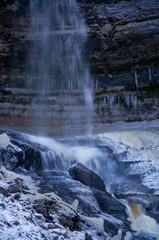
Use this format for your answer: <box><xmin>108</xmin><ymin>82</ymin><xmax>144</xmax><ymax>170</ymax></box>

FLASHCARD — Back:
<box><xmin>128</xmin><ymin>202</ymin><xmax>159</xmax><ymax>238</ymax></box>
<box><xmin>1</xmin><ymin>128</ymin><xmax>159</xmax><ymax>239</ymax></box>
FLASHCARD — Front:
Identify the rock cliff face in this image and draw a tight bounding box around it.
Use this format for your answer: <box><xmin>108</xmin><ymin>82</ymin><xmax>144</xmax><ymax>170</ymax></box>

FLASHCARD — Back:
<box><xmin>79</xmin><ymin>0</ymin><xmax>159</xmax><ymax>88</ymax></box>
<box><xmin>0</xmin><ymin>0</ymin><xmax>159</xmax><ymax>125</ymax></box>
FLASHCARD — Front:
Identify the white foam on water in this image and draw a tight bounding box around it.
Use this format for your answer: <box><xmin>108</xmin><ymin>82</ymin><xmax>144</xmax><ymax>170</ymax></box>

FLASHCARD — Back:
<box><xmin>26</xmin><ymin>128</ymin><xmax>159</xmax><ymax>193</ymax></box>
<box><xmin>27</xmin><ymin>134</ymin><xmax>105</xmax><ymax>172</ymax></box>
<box><xmin>128</xmin><ymin>203</ymin><xmax>159</xmax><ymax>238</ymax></box>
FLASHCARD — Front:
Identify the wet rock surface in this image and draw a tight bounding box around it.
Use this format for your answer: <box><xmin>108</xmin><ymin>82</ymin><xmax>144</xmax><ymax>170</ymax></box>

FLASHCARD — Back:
<box><xmin>79</xmin><ymin>0</ymin><xmax>159</xmax><ymax>86</ymax></box>
<box><xmin>69</xmin><ymin>162</ymin><xmax>128</xmax><ymax>222</ymax></box>
<box><xmin>0</xmin><ymin>166</ymin><xmax>108</xmax><ymax>240</ymax></box>
<box><xmin>36</xmin><ymin>171</ymin><xmax>101</xmax><ymax>216</ymax></box>
<box><xmin>0</xmin><ymin>130</ymin><xmax>130</xmax><ymax>238</ymax></box>
<box><xmin>0</xmin><ymin>0</ymin><xmax>159</xmax><ymax>88</ymax></box>
<box><xmin>0</xmin><ymin>131</ymin><xmax>43</xmax><ymax>171</ymax></box>
<box><xmin>0</xmin><ymin>130</ymin><xmax>159</xmax><ymax>239</ymax></box>
<box><xmin>69</xmin><ymin>162</ymin><xmax>106</xmax><ymax>191</ymax></box>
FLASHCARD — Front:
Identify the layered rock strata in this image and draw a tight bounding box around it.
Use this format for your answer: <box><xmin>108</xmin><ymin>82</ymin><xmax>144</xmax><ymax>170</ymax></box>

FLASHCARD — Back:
<box><xmin>0</xmin><ymin>0</ymin><xmax>158</xmax><ymax>124</ymax></box>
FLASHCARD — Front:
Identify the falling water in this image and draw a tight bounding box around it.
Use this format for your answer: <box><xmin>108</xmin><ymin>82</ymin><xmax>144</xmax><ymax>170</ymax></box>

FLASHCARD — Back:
<box><xmin>28</xmin><ymin>0</ymin><xmax>91</xmax><ymax>92</ymax></box>
<box><xmin>27</xmin><ymin>0</ymin><xmax>93</xmax><ymax>133</ymax></box>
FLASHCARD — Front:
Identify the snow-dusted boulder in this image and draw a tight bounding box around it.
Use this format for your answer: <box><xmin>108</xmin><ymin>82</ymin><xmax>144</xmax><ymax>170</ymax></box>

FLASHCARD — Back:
<box><xmin>0</xmin><ymin>132</ymin><xmax>42</xmax><ymax>171</ymax></box>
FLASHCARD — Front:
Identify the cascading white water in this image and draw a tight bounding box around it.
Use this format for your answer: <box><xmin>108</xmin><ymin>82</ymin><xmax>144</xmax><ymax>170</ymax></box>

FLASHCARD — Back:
<box><xmin>128</xmin><ymin>203</ymin><xmax>159</xmax><ymax>238</ymax></box>
<box><xmin>27</xmin><ymin>133</ymin><xmax>115</xmax><ymax>185</ymax></box>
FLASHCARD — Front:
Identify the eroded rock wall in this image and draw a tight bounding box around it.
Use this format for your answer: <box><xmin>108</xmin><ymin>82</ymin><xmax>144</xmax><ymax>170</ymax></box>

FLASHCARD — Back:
<box><xmin>0</xmin><ymin>0</ymin><xmax>159</xmax><ymax>124</ymax></box>
<box><xmin>78</xmin><ymin>0</ymin><xmax>159</xmax><ymax>89</ymax></box>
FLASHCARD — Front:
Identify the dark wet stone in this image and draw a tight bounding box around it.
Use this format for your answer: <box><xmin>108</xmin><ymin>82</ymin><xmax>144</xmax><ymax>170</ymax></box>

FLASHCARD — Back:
<box><xmin>34</xmin><ymin>198</ymin><xmax>57</xmax><ymax>218</ymax></box>
<box><xmin>0</xmin><ymin>131</ymin><xmax>43</xmax><ymax>171</ymax></box>
<box><xmin>93</xmin><ymin>189</ymin><xmax>128</xmax><ymax>223</ymax></box>
<box><xmin>103</xmin><ymin>219</ymin><xmax>119</xmax><ymax>236</ymax></box>
<box><xmin>35</xmin><ymin>172</ymin><xmax>101</xmax><ymax>216</ymax></box>
<box><xmin>0</xmin><ymin>145</ymin><xmax>23</xmax><ymax>170</ymax></box>
<box><xmin>69</xmin><ymin>162</ymin><xmax>128</xmax><ymax>224</ymax></box>
<box><xmin>69</xmin><ymin>162</ymin><xmax>106</xmax><ymax>191</ymax></box>
<box><xmin>10</xmin><ymin>138</ymin><xmax>43</xmax><ymax>171</ymax></box>
<box><xmin>0</xmin><ymin>172</ymin><xmax>23</xmax><ymax>197</ymax></box>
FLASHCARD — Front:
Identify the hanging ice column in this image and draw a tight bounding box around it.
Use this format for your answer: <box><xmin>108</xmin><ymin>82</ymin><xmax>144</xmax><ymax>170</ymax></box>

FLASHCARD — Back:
<box><xmin>28</xmin><ymin>0</ymin><xmax>92</xmax><ymax>96</ymax></box>
<box><xmin>134</xmin><ymin>70</ymin><xmax>138</xmax><ymax>91</ymax></box>
<box><xmin>148</xmin><ymin>68</ymin><xmax>152</xmax><ymax>82</ymax></box>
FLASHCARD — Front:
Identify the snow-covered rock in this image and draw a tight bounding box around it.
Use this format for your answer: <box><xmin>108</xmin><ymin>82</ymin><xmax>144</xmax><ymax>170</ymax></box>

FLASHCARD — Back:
<box><xmin>0</xmin><ymin>166</ymin><xmax>112</xmax><ymax>240</ymax></box>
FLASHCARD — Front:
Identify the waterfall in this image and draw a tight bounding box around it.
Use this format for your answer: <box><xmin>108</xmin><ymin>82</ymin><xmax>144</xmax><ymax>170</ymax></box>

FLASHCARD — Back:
<box><xmin>28</xmin><ymin>0</ymin><xmax>91</xmax><ymax>92</ymax></box>
<box><xmin>27</xmin><ymin>0</ymin><xmax>93</xmax><ymax>133</ymax></box>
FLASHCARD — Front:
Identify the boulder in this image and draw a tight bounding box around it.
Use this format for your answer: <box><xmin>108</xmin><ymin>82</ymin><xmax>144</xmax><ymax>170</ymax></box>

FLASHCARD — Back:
<box><xmin>93</xmin><ymin>189</ymin><xmax>128</xmax><ymax>223</ymax></box>
<box><xmin>12</xmin><ymin>139</ymin><xmax>43</xmax><ymax>171</ymax></box>
<box><xmin>35</xmin><ymin>172</ymin><xmax>101</xmax><ymax>216</ymax></box>
<box><xmin>0</xmin><ymin>131</ymin><xmax>43</xmax><ymax>171</ymax></box>
<box><xmin>69</xmin><ymin>162</ymin><xmax>106</xmax><ymax>191</ymax></box>
<box><xmin>69</xmin><ymin>162</ymin><xmax>128</xmax><ymax>223</ymax></box>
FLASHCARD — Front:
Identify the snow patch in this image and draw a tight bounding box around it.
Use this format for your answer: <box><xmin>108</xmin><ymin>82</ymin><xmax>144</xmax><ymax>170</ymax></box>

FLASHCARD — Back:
<box><xmin>0</xmin><ymin>133</ymin><xmax>22</xmax><ymax>152</ymax></box>
<box><xmin>0</xmin><ymin>133</ymin><xmax>11</xmax><ymax>149</ymax></box>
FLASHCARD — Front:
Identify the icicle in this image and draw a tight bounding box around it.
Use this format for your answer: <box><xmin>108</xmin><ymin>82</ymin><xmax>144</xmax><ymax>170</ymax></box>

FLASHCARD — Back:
<box><xmin>117</xmin><ymin>95</ymin><xmax>120</xmax><ymax>104</ymax></box>
<box><xmin>96</xmin><ymin>80</ymin><xmax>98</xmax><ymax>89</ymax></box>
<box><xmin>131</xmin><ymin>95</ymin><xmax>137</xmax><ymax>110</ymax></box>
<box><xmin>109</xmin><ymin>96</ymin><xmax>114</xmax><ymax>109</ymax></box>
<box><xmin>148</xmin><ymin>68</ymin><xmax>152</xmax><ymax>82</ymax></box>
<box><xmin>125</xmin><ymin>94</ymin><xmax>130</xmax><ymax>107</ymax></box>
<box><xmin>134</xmin><ymin>70</ymin><xmax>138</xmax><ymax>91</ymax></box>
<box><xmin>103</xmin><ymin>97</ymin><xmax>106</xmax><ymax>105</ymax></box>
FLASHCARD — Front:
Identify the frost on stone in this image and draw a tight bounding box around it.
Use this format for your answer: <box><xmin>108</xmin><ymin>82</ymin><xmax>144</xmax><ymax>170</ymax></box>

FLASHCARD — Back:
<box><xmin>0</xmin><ymin>133</ymin><xmax>21</xmax><ymax>152</ymax></box>
<box><xmin>0</xmin><ymin>133</ymin><xmax>11</xmax><ymax>149</ymax></box>
<box><xmin>0</xmin><ymin>167</ymin><xmax>109</xmax><ymax>240</ymax></box>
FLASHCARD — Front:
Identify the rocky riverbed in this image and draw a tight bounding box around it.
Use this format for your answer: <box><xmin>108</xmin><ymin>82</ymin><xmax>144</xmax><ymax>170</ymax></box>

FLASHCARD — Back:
<box><xmin>0</xmin><ymin>130</ymin><xmax>159</xmax><ymax>239</ymax></box>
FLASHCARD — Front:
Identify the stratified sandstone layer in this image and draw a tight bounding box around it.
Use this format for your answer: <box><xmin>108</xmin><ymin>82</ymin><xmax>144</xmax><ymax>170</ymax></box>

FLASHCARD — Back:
<box><xmin>79</xmin><ymin>0</ymin><xmax>159</xmax><ymax>88</ymax></box>
<box><xmin>0</xmin><ymin>0</ymin><xmax>158</xmax><ymax>125</ymax></box>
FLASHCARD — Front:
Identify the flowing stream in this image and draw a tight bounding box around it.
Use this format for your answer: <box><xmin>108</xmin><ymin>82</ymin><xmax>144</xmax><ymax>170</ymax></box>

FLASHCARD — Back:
<box><xmin>24</xmin><ymin>128</ymin><xmax>159</xmax><ymax>238</ymax></box>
